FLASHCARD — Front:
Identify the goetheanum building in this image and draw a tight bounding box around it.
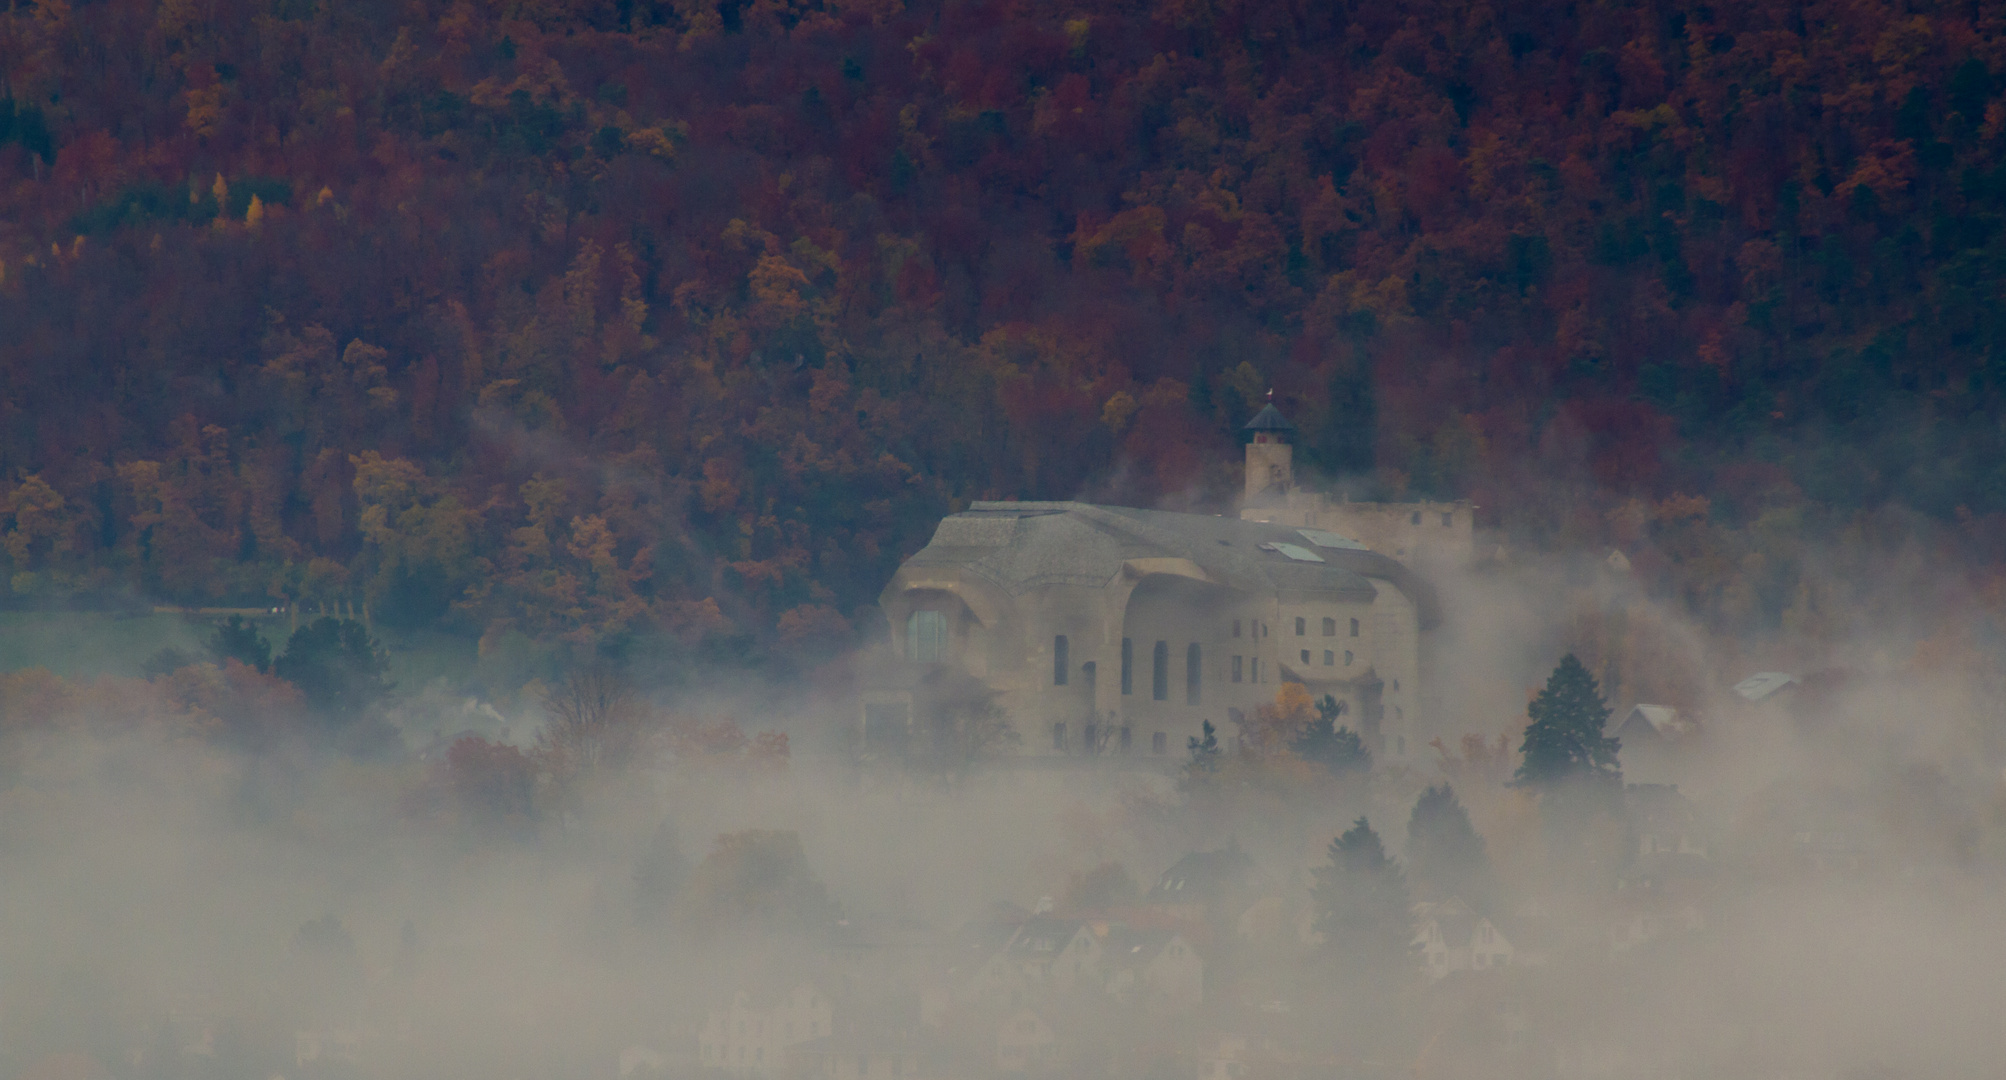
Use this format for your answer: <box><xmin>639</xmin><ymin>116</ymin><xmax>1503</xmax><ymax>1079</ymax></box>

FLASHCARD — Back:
<box><xmin>868</xmin><ymin>499</ymin><xmax>1439</xmax><ymax>764</ymax></box>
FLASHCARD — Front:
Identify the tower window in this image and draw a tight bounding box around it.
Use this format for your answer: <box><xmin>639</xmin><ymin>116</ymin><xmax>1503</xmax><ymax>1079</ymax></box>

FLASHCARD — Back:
<box><xmin>1350</xmin><ymin>618</ymin><xmax>1360</xmax><ymax>637</ymax></box>
<box><xmin>1186</xmin><ymin>643</ymin><xmax>1202</xmax><ymax>705</ymax></box>
<box><xmin>1232</xmin><ymin>619</ymin><xmax>1241</xmax><ymax>638</ymax></box>
<box><xmin>1053</xmin><ymin>635</ymin><xmax>1069</xmax><ymax>685</ymax></box>
<box><xmin>907</xmin><ymin>610</ymin><xmax>947</xmax><ymax>662</ymax></box>
<box><xmin>1322</xmin><ymin>617</ymin><xmax>1336</xmax><ymax>636</ymax></box>
<box><xmin>1300</xmin><ymin>649</ymin><xmax>1310</xmax><ymax>664</ymax></box>
<box><xmin>1152</xmin><ymin>640</ymin><xmax>1169</xmax><ymax>701</ymax></box>
<box><xmin>1295</xmin><ymin>617</ymin><xmax>1305</xmax><ymax>635</ymax></box>
<box><xmin>1231</xmin><ymin>655</ymin><xmax>1243</xmax><ymax>682</ymax></box>
<box><xmin>1324</xmin><ymin>650</ymin><xmax>1334</xmax><ymax>666</ymax></box>
<box><xmin>1121</xmin><ymin>638</ymin><xmax>1133</xmax><ymax>695</ymax></box>
<box><xmin>1344</xmin><ymin>650</ymin><xmax>1353</xmax><ymax>666</ymax></box>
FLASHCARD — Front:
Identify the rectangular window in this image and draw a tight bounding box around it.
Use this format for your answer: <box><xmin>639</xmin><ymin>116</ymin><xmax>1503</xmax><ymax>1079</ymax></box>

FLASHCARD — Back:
<box><xmin>1053</xmin><ymin>635</ymin><xmax>1069</xmax><ymax>685</ymax></box>
<box><xmin>1410</xmin><ymin>511</ymin><xmax>1422</xmax><ymax>525</ymax></box>
<box><xmin>1350</xmin><ymin>617</ymin><xmax>1360</xmax><ymax>637</ymax></box>
<box><xmin>1232</xmin><ymin>619</ymin><xmax>1241</xmax><ymax>638</ymax></box>
<box><xmin>1323</xmin><ymin>617</ymin><xmax>1336</xmax><ymax>636</ymax></box>
<box><xmin>907</xmin><ymin>610</ymin><xmax>947</xmax><ymax>662</ymax></box>
<box><xmin>1186</xmin><ymin>643</ymin><xmax>1202</xmax><ymax>704</ymax></box>
<box><xmin>1121</xmin><ymin>638</ymin><xmax>1134</xmax><ymax>695</ymax></box>
<box><xmin>1231</xmin><ymin>655</ymin><xmax>1243</xmax><ymax>683</ymax></box>
<box><xmin>1344</xmin><ymin>650</ymin><xmax>1353</xmax><ymax>666</ymax></box>
<box><xmin>1300</xmin><ymin>649</ymin><xmax>1310</xmax><ymax>664</ymax></box>
<box><xmin>1442</xmin><ymin>512</ymin><xmax>1453</xmax><ymax>527</ymax></box>
<box><xmin>1152</xmin><ymin>731</ymin><xmax>1166</xmax><ymax>755</ymax></box>
<box><xmin>1324</xmin><ymin>650</ymin><xmax>1335</xmax><ymax>666</ymax></box>
<box><xmin>1295</xmin><ymin>617</ymin><xmax>1306</xmax><ymax>635</ymax></box>
<box><xmin>1152</xmin><ymin>640</ymin><xmax>1169</xmax><ymax>701</ymax></box>
<box><xmin>1250</xmin><ymin>658</ymin><xmax>1259</xmax><ymax>683</ymax></box>
<box><xmin>1053</xmin><ymin>722</ymin><xmax>1066</xmax><ymax>750</ymax></box>
<box><xmin>1119</xmin><ymin>726</ymin><xmax>1131</xmax><ymax>752</ymax></box>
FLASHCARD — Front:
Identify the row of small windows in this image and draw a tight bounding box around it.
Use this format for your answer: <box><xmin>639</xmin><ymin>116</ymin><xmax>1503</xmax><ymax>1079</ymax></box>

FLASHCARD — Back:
<box><xmin>1413</xmin><ymin>510</ymin><xmax>1454</xmax><ymax>526</ymax></box>
<box><xmin>1289</xmin><ymin>616</ymin><xmax>1359</xmax><ymax>637</ymax></box>
<box><xmin>1297</xmin><ymin>649</ymin><xmax>1354</xmax><ymax>667</ymax></box>
<box><xmin>1052</xmin><ymin>723</ymin><xmax>1173</xmax><ymax>755</ymax></box>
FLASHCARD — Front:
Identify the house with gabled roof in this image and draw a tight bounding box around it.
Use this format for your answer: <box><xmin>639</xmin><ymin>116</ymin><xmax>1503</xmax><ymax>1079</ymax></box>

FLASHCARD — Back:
<box><xmin>1100</xmin><ymin>926</ymin><xmax>1202</xmax><ymax>1013</ymax></box>
<box><xmin>1412</xmin><ymin>899</ymin><xmax>1514</xmax><ymax>980</ymax></box>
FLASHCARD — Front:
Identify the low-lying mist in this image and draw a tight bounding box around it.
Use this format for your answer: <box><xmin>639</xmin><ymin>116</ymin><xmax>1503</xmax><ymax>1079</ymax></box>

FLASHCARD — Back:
<box><xmin>0</xmin><ymin>548</ymin><xmax>2002</xmax><ymax>1080</ymax></box>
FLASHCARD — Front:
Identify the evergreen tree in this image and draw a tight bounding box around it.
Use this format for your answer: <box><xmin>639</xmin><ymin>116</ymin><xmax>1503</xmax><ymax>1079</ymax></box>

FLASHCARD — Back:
<box><xmin>1186</xmin><ymin>719</ymin><xmax>1222</xmax><ymax>776</ymax></box>
<box><xmin>1292</xmin><ymin>694</ymin><xmax>1372</xmax><ymax>775</ymax></box>
<box><xmin>272</xmin><ymin>618</ymin><xmax>393</xmax><ymax>723</ymax></box>
<box><xmin>1514</xmin><ymin>654</ymin><xmax>1619</xmax><ymax>790</ymax></box>
<box><xmin>207</xmin><ymin>615</ymin><xmax>272</xmax><ymax>673</ymax></box>
<box><xmin>1404</xmin><ymin>784</ymin><xmax>1499</xmax><ymax>914</ymax></box>
<box><xmin>1310</xmin><ymin>817</ymin><xmax>1412</xmax><ymax>974</ymax></box>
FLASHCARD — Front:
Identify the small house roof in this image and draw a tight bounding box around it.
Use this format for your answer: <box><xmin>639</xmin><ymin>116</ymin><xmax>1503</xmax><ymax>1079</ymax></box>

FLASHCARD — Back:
<box><xmin>1616</xmin><ymin>704</ymin><xmax>1681</xmax><ymax>738</ymax></box>
<box><xmin>1733</xmin><ymin>671</ymin><xmax>1798</xmax><ymax>702</ymax></box>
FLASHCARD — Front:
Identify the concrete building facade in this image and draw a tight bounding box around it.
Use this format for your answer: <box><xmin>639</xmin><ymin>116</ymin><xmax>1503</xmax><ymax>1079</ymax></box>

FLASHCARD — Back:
<box><xmin>868</xmin><ymin>400</ymin><xmax>1457</xmax><ymax>765</ymax></box>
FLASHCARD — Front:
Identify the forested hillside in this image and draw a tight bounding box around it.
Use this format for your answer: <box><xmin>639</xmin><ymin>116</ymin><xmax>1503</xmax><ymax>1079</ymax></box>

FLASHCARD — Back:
<box><xmin>1</xmin><ymin>0</ymin><xmax>2003</xmax><ymax>660</ymax></box>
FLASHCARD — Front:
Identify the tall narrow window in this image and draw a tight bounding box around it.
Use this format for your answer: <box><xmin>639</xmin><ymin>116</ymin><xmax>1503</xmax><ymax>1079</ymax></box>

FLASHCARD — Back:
<box><xmin>1323</xmin><ymin>617</ymin><xmax>1336</xmax><ymax>636</ymax></box>
<box><xmin>1121</xmin><ymin>638</ymin><xmax>1134</xmax><ymax>695</ymax></box>
<box><xmin>1152</xmin><ymin>731</ymin><xmax>1167</xmax><ymax>754</ymax></box>
<box><xmin>1350</xmin><ymin>617</ymin><xmax>1360</xmax><ymax>637</ymax></box>
<box><xmin>1324</xmin><ymin>650</ymin><xmax>1335</xmax><ymax>666</ymax></box>
<box><xmin>1053</xmin><ymin>722</ymin><xmax>1066</xmax><ymax>750</ymax></box>
<box><xmin>1231</xmin><ymin>656</ymin><xmax>1243</xmax><ymax>683</ymax></box>
<box><xmin>1186</xmin><ymin>643</ymin><xmax>1202</xmax><ymax>704</ymax></box>
<box><xmin>1119</xmin><ymin>726</ymin><xmax>1132</xmax><ymax>752</ymax></box>
<box><xmin>907</xmin><ymin>610</ymin><xmax>947</xmax><ymax>662</ymax></box>
<box><xmin>1053</xmin><ymin>635</ymin><xmax>1069</xmax><ymax>685</ymax></box>
<box><xmin>1300</xmin><ymin>649</ymin><xmax>1310</xmax><ymax>664</ymax></box>
<box><xmin>1152</xmin><ymin>640</ymin><xmax>1169</xmax><ymax>701</ymax></box>
<box><xmin>1082</xmin><ymin>661</ymin><xmax>1096</xmax><ymax>695</ymax></box>
<box><xmin>1295</xmin><ymin>617</ymin><xmax>1306</xmax><ymax>636</ymax></box>
<box><xmin>1232</xmin><ymin>619</ymin><xmax>1242</xmax><ymax>638</ymax></box>
<box><xmin>1344</xmin><ymin>650</ymin><xmax>1353</xmax><ymax>666</ymax></box>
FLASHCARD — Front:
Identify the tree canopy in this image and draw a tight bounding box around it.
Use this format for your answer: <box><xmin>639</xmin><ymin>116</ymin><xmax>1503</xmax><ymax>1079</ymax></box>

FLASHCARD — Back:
<box><xmin>1404</xmin><ymin>784</ymin><xmax>1500</xmax><ymax>915</ymax></box>
<box><xmin>1310</xmin><ymin>817</ymin><xmax>1412</xmax><ymax>974</ymax></box>
<box><xmin>1516</xmin><ymin>654</ymin><xmax>1621</xmax><ymax>790</ymax></box>
<box><xmin>1292</xmin><ymin>694</ymin><xmax>1372</xmax><ymax>776</ymax></box>
<box><xmin>0</xmin><ymin>0</ymin><xmax>2000</xmax><ymax>663</ymax></box>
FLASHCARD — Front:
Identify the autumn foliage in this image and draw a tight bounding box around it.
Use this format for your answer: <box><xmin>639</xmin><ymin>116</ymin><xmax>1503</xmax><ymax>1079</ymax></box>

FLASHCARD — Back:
<box><xmin>0</xmin><ymin>0</ymin><xmax>2003</xmax><ymax>655</ymax></box>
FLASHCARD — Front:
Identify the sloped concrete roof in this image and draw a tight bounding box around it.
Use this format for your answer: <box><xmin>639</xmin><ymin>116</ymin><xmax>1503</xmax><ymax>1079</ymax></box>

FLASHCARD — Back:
<box><xmin>899</xmin><ymin>501</ymin><xmax>1440</xmax><ymax>626</ymax></box>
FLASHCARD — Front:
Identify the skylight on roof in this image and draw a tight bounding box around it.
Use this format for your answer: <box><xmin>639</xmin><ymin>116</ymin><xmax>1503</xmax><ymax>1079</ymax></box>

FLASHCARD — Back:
<box><xmin>1258</xmin><ymin>542</ymin><xmax>1326</xmax><ymax>563</ymax></box>
<box><xmin>1296</xmin><ymin>528</ymin><xmax>1368</xmax><ymax>550</ymax></box>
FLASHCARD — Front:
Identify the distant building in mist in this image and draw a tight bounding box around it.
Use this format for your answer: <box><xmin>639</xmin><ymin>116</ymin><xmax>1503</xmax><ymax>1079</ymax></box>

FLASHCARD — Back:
<box><xmin>866</xmin><ymin>397</ymin><xmax>1456</xmax><ymax>765</ymax></box>
<box><xmin>700</xmin><ymin>983</ymin><xmax>832</xmax><ymax>1076</ymax></box>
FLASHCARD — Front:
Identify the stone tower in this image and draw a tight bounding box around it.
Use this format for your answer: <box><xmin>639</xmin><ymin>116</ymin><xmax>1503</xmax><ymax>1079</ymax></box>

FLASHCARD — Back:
<box><xmin>1242</xmin><ymin>391</ymin><xmax>1295</xmax><ymax>505</ymax></box>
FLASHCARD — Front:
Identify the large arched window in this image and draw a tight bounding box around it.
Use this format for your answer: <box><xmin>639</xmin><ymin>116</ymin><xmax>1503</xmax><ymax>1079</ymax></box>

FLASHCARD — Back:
<box><xmin>907</xmin><ymin>610</ymin><xmax>947</xmax><ymax>662</ymax></box>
